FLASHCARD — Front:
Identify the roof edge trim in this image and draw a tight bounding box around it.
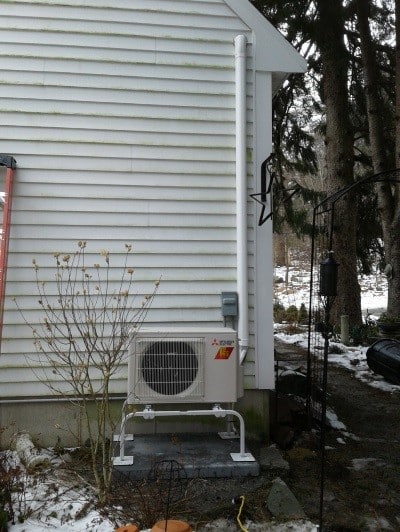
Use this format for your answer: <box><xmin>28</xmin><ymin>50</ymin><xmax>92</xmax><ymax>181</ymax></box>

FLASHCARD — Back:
<box><xmin>225</xmin><ymin>0</ymin><xmax>307</xmax><ymax>74</ymax></box>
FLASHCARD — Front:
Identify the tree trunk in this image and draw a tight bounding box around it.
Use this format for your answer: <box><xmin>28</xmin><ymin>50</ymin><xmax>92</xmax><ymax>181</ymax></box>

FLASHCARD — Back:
<box><xmin>357</xmin><ymin>0</ymin><xmax>400</xmax><ymax>318</ymax></box>
<box><xmin>389</xmin><ymin>0</ymin><xmax>400</xmax><ymax>317</ymax></box>
<box><xmin>356</xmin><ymin>0</ymin><xmax>389</xmax><ymax>175</ymax></box>
<box><xmin>274</xmin><ymin>233</ymin><xmax>288</xmax><ymax>267</ymax></box>
<box><xmin>316</xmin><ymin>0</ymin><xmax>361</xmax><ymax>326</ymax></box>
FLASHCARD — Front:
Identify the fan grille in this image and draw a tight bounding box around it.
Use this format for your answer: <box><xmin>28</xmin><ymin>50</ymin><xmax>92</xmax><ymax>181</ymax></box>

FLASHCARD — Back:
<box><xmin>134</xmin><ymin>337</ymin><xmax>205</xmax><ymax>399</ymax></box>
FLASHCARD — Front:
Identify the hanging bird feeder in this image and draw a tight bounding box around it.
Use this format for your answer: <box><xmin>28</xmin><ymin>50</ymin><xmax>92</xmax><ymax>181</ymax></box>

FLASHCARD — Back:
<box><xmin>319</xmin><ymin>251</ymin><xmax>338</xmax><ymax>297</ymax></box>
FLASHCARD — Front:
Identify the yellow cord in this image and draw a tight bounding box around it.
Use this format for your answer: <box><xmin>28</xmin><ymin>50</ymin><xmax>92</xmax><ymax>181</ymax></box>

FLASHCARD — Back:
<box><xmin>236</xmin><ymin>495</ymin><xmax>248</xmax><ymax>532</ymax></box>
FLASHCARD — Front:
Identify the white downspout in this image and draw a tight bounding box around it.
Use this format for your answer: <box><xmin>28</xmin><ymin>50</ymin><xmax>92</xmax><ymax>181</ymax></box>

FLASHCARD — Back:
<box><xmin>235</xmin><ymin>35</ymin><xmax>248</xmax><ymax>365</ymax></box>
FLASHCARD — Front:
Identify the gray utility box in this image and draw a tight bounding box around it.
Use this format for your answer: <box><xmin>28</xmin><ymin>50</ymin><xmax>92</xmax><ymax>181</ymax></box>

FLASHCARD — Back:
<box><xmin>221</xmin><ymin>291</ymin><xmax>238</xmax><ymax>317</ymax></box>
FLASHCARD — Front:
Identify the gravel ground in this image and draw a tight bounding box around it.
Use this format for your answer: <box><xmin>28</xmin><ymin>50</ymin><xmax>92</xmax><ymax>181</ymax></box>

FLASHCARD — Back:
<box><xmin>273</xmin><ymin>338</ymin><xmax>400</xmax><ymax>531</ymax></box>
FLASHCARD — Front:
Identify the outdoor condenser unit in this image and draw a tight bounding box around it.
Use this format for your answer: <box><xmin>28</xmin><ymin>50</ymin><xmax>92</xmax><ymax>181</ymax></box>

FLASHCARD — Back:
<box><xmin>127</xmin><ymin>327</ymin><xmax>240</xmax><ymax>404</ymax></box>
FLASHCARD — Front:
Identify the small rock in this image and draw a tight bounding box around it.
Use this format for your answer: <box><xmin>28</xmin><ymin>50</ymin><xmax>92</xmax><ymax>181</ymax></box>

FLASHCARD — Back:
<box><xmin>323</xmin><ymin>490</ymin><xmax>336</xmax><ymax>503</ymax></box>
<box><xmin>259</xmin><ymin>444</ymin><xmax>290</xmax><ymax>473</ymax></box>
<box><xmin>277</xmin><ymin>370</ymin><xmax>308</xmax><ymax>397</ymax></box>
<box><xmin>266</xmin><ymin>477</ymin><xmax>306</xmax><ymax>520</ymax></box>
<box><xmin>287</xmin><ymin>447</ymin><xmax>317</xmax><ymax>461</ymax></box>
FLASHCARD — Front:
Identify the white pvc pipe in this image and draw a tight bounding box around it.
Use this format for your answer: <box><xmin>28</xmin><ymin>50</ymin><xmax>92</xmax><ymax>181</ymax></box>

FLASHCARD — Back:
<box><xmin>235</xmin><ymin>34</ymin><xmax>249</xmax><ymax>365</ymax></box>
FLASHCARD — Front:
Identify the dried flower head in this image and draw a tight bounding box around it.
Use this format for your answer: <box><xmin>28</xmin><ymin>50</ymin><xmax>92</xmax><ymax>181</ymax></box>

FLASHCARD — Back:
<box><xmin>100</xmin><ymin>250</ymin><xmax>110</xmax><ymax>264</ymax></box>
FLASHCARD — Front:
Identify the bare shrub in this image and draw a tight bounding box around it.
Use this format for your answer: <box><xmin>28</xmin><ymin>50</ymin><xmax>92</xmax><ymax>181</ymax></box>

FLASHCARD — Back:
<box><xmin>15</xmin><ymin>242</ymin><xmax>159</xmax><ymax>504</ymax></box>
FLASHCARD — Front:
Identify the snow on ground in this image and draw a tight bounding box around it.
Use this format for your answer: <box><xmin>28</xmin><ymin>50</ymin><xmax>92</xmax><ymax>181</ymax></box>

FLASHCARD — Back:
<box><xmin>4</xmin><ymin>449</ymin><xmax>115</xmax><ymax>532</ymax></box>
<box><xmin>6</xmin><ymin>453</ymin><xmax>319</xmax><ymax>532</ymax></box>
<box><xmin>274</xmin><ymin>265</ymin><xmax>388</xmax><ymax>318</ymax></box>
<box><xmin>10</xmin><ymin>510</ymin><xmax>113</xmax><ymax>532</ymax></box>
<box><xmin>274</xmin><ymin>265</ymin><xmax>400</xmax><ymax>394</ymax></box>
<box><xmin>4</xmin><ymin>266</ymin><xmax>398</xmax><ymax>532</ymax></box>
<box><xmin>275</xmin><ymin>328</ymin><xmax>400</xmax><ymax>394</ymax></box>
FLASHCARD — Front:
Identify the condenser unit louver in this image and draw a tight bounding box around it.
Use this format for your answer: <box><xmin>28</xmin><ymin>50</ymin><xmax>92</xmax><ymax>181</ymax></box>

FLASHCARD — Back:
<box><xmin>127</xmin><ymin>327</ymin><xmax>239</xmax><ymax>404</ymax></box>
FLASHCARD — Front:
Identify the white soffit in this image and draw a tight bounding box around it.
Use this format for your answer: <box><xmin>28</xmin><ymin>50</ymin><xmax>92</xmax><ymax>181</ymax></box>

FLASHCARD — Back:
<box><xmin>225</xmin><ymin>0</ymin><xmax>307</xmax><ymax>75</ymax></box>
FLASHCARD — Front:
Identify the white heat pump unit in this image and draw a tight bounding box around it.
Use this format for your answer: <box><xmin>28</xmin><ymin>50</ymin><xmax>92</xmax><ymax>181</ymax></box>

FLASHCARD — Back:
<box><xmin>127</xmin><ymin>327</ymin><xmax>240</xmax><ymax>404</ymax></box>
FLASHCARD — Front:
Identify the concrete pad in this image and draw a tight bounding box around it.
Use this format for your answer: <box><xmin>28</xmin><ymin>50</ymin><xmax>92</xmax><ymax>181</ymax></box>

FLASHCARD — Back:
<box><xmin>113</xmin><ymin>432</ymin><xmax>259</xmax><ymax>479</ymax></box>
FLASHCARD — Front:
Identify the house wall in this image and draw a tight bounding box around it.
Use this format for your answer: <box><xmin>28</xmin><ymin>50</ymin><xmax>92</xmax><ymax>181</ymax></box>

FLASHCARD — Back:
<box><xmin>0</xmin><ymin>0</ymin><xmax>275</xmax><ymax>402</ymax></box>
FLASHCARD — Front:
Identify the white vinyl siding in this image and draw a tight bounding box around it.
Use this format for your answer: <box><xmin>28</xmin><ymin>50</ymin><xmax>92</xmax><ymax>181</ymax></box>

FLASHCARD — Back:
<box><xmin>0</xmin><ymin>0</ymin><xmax>259</xmax><ymax>397</ymax></box>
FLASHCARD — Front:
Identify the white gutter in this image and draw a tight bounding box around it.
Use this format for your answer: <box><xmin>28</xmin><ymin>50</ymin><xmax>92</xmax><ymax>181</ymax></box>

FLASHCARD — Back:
<box><xmin>235</xmin><ymin>34</ymin><xmax>248</xmax><ymax>365</ymax></box>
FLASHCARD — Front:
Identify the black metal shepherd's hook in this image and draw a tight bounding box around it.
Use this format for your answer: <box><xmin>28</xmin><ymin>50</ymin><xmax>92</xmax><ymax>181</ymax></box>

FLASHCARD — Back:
<box><xmin>318</xmin><ymin>251</ymin><xmax>339</xmax><ymax>531</ymax></box>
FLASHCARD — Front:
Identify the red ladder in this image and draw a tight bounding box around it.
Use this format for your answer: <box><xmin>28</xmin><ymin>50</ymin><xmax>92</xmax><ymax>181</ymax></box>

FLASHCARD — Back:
<box><xmin>0</xmin><ymin>155</ymin><xmax>17</xmax><ymax>347</ymax></box>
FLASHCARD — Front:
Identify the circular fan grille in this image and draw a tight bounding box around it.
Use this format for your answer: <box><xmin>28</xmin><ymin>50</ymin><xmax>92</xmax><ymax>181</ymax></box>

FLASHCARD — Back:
<box><xmin>141</xmin><ymin>340</ymin><xmax>199</xmax><ymax>396</ymax></box>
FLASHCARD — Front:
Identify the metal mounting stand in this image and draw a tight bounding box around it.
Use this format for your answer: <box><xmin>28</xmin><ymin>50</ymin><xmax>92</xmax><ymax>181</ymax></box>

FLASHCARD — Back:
<box><xmin>113</xmin><ymin>403</ymin><xmax>255</xmax><ymax>466</ymax></box>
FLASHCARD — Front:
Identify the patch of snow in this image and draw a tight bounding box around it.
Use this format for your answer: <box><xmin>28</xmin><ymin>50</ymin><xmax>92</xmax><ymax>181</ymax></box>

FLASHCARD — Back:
<box><xmin>275</xmin><ymin>330</ymin><xmax>400</xmax><ymax>395</ymax></box>
<box><xmin>363</xmin><ymin>516</ymin><xmax>393</xmax><ymax>530</ymax></box>
<box><xmin>243</xmin><ymin>521</ymin><xmax>318</xmax><ymax>531</ymax></box>
<box><xmin>274</xmin><ymin>332</ymin><xmax>309</xmax><ymax>351</ymax></box>
<box><xmin>325</xmin><ymin>408</ymin><xmax>346</xmax><ymax>430</ymax></box>
<box><xmin>274</xmin><ymin>266</ymin><xmax>388</xmax><ymax>316</ymax></box>
<box><xmin>11</xmin><ymin>512</ymin><xmax>115</xmax><ymax>531</ymax></box>
<box><xmin>350</xmin><ymin>458</ymin><xmax>388</xmax><ymax>471</ymax></box>
<box><xmin>279</xmin><ymin>369</ymin><xmax>306</xmax><ymax>378</ymax></box>
<box><xmin>4</xmin><ymin>450</ymin><xmax>115</xmax><ymax>532</ymax></box>
<box><xmin>341</xmin><ymin>431</ymin><xmax>361</xmax><ymax>441</ymax></box>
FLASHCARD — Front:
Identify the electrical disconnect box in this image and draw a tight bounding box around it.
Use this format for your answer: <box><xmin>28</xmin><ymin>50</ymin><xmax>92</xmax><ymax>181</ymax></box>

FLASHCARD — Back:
<box><xmin>221</xmin><ymin>291</ymin><xmax>238</xmax><ymax>317</ymax></box>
